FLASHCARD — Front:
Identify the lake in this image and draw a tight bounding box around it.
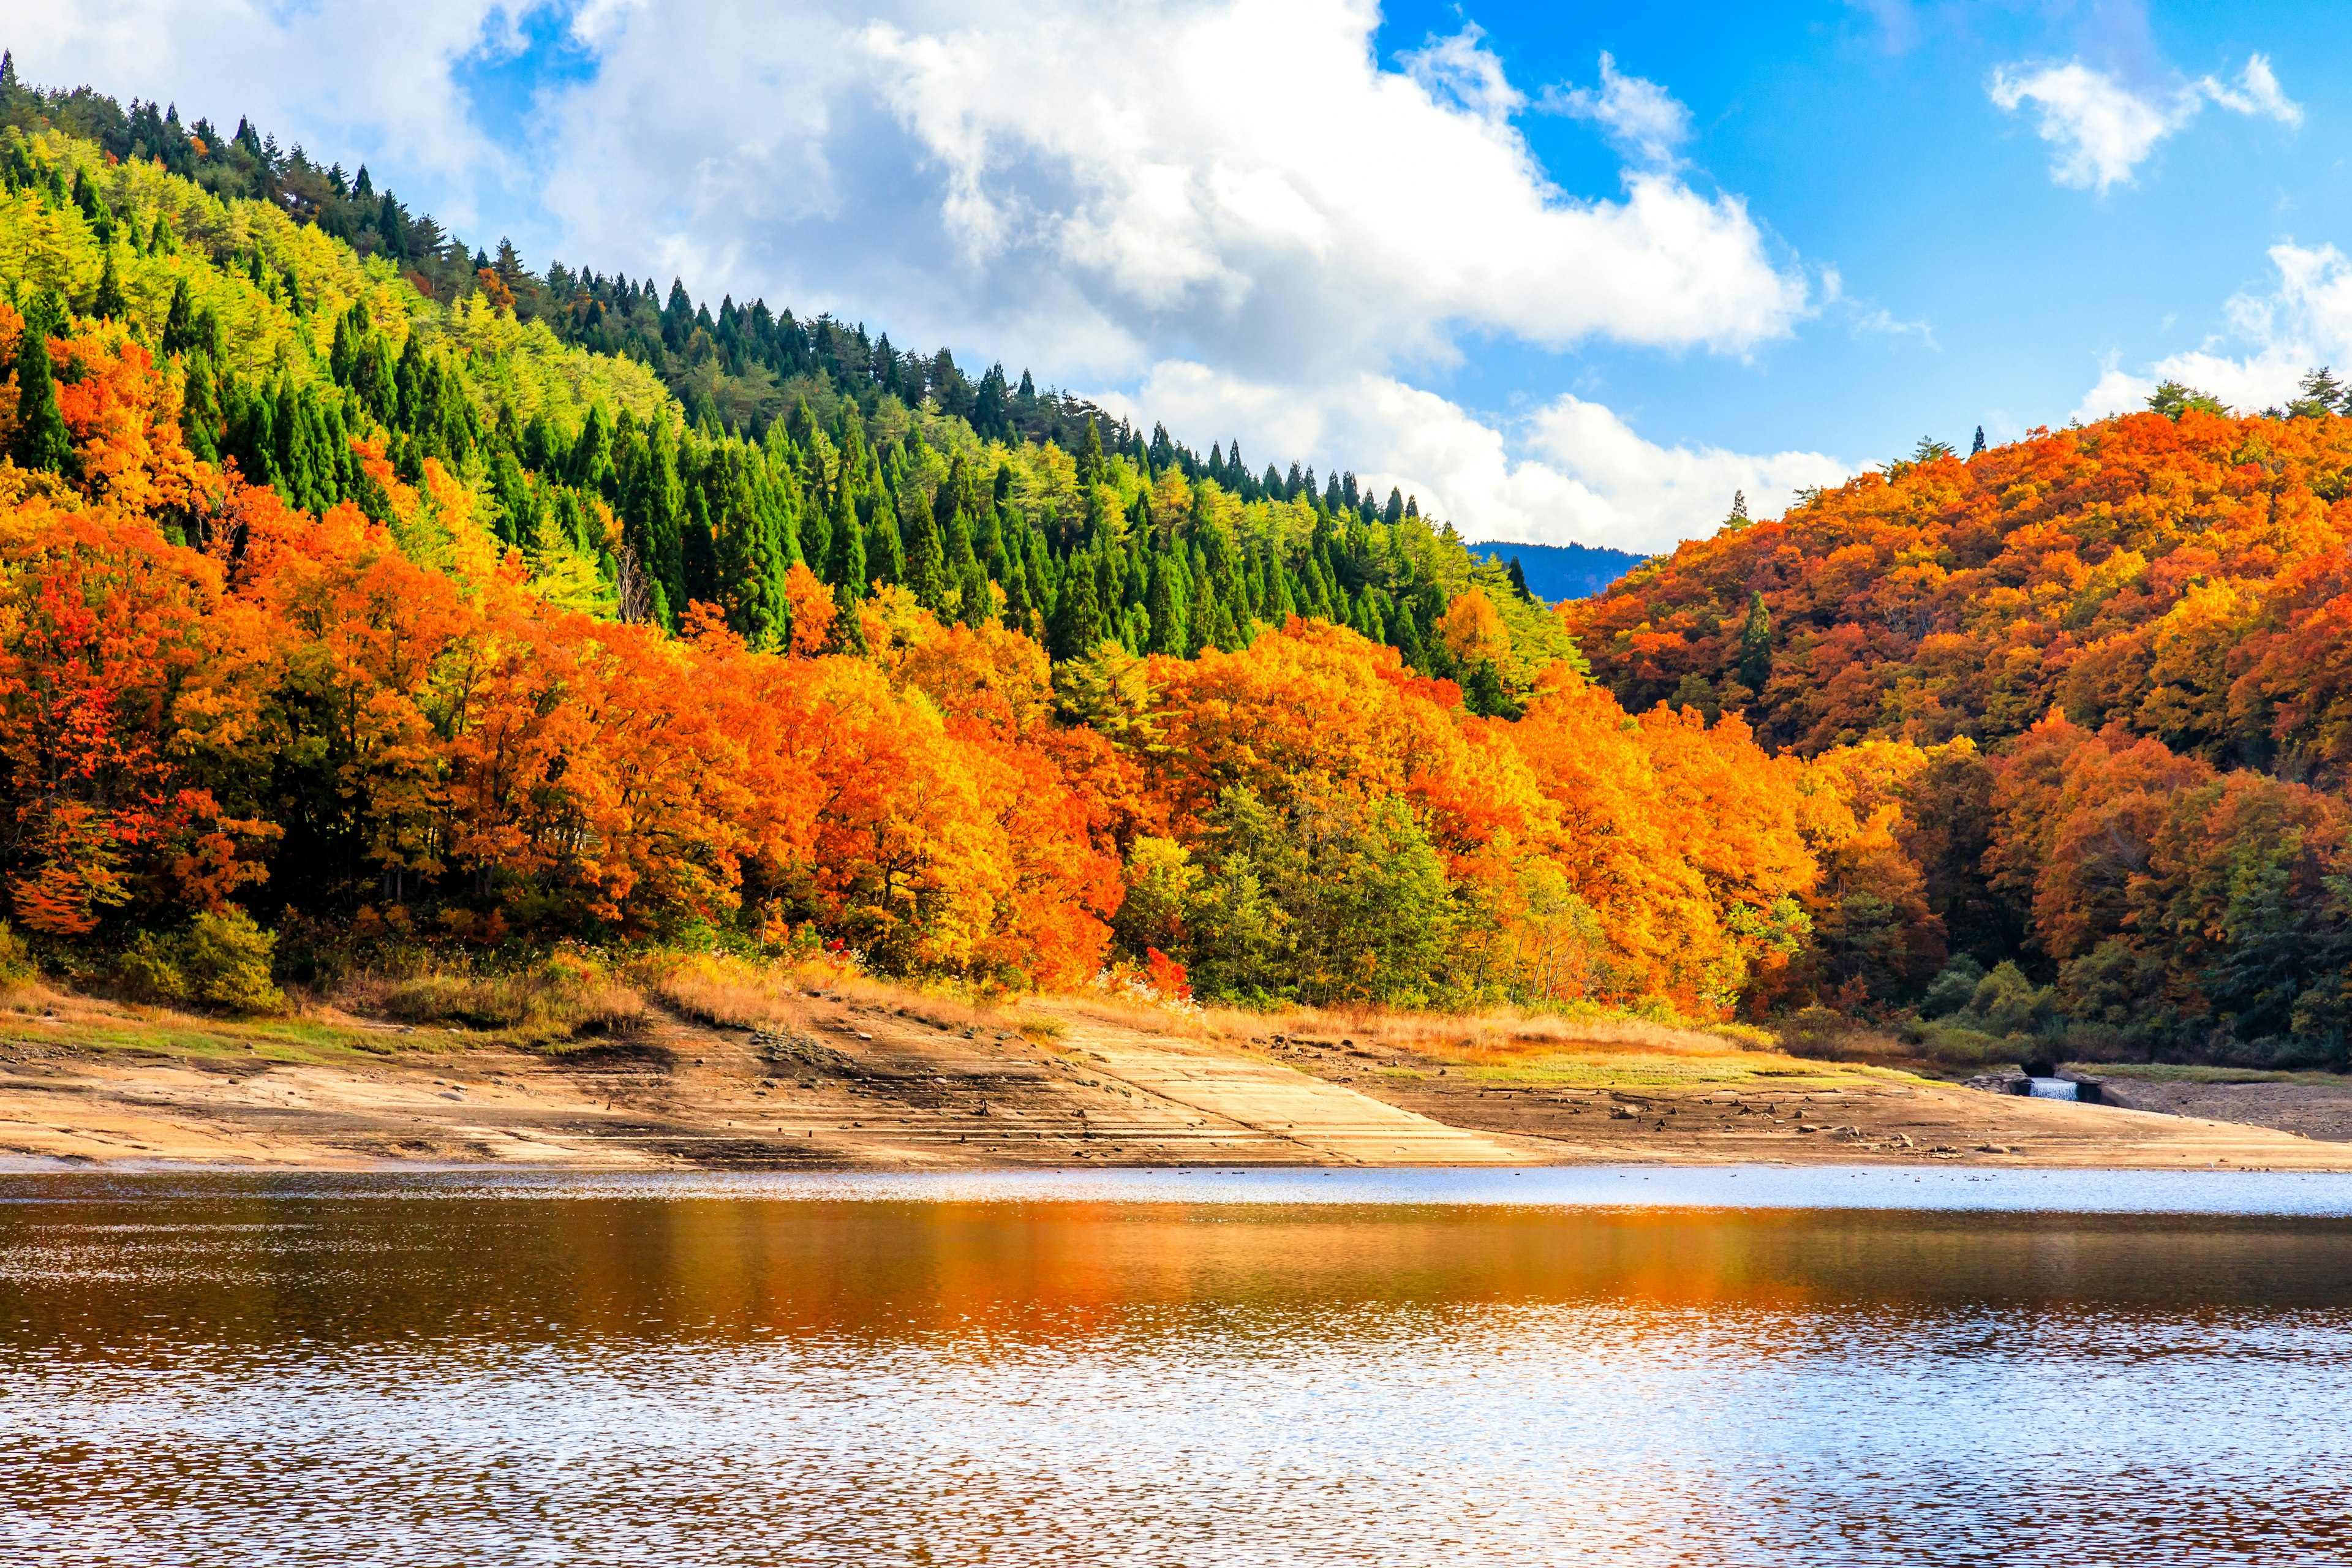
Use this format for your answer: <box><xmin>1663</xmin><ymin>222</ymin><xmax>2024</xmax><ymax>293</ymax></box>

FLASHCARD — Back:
<box><xmin>4</xmin><ymin>1167</ymin><xmax>2351</xmax><ymax>1566</ymax></box>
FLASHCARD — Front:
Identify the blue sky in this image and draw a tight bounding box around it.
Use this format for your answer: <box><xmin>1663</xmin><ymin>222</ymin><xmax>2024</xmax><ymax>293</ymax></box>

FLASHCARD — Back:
<box><xmin>19</xmin><ymin>1</ymin><xmax>2351</xmax><ymax>549</ymax></box>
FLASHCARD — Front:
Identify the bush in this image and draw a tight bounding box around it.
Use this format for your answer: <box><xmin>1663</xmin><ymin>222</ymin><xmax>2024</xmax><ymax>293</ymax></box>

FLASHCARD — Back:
<box><xmin>0</xmin><ymin>920</ymin><xmax>36</xmax><ymax>990</ymax></box>
<box><xmin>1919</xmin><ymin>957</ymin><xmax>1985</xmax><ymax>1019</ymax></box>
<box><xmin>117</xmin><ymin>930</ymin><xmax>192</xmax><ymax>1005</ymax></box>
<box><xmin>1967</xmin><ymin>961</ymin><xmax>2051</xmax><ymax>1036</ymax></box>
<box><xmin>113</xmin><ymin>910</ymin><xmax>286</xmax><ymax>1014</ymax></box>
<box><xmin>184</xmin><ymin>908</ymin><xmax>286</xmax><ymax>1013</ymax></box>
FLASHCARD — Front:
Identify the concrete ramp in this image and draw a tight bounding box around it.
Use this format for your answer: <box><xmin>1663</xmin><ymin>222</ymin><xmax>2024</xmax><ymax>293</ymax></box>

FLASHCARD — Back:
<box><xmin>1046</xmin><ymin>1015</ymin><xmax>1534</xmax><ymax>1166</ymax></box>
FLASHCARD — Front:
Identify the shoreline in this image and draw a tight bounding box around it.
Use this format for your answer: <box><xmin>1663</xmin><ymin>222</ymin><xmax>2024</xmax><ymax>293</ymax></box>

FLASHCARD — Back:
<box><xmin>4</xmin><ymin>992</ymin><xmax>2350</xmax><ymax>1174</ymax></box>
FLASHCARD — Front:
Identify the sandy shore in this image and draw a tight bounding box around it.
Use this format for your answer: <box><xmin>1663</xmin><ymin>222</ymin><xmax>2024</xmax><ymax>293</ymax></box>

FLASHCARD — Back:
<box><xmin>1</xmin><ymin>995</ymin><xmax>2347</xmax><ymax>1173</ymax></box>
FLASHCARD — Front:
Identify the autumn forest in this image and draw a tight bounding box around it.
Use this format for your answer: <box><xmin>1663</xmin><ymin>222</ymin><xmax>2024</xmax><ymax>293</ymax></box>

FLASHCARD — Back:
<box><xmin>2</xmin><ymin>58</ymin><xmax>2348</xmax><ymax>1068</ymax></box>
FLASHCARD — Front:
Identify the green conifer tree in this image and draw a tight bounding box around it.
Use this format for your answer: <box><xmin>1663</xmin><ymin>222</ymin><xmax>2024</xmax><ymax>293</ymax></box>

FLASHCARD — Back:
<box><xmin>831</xmin><ymin>579</ymin><xmax>867</xmax><ymax>653</ymax></box>
<box><xmin>957</xmin><ymin>556</ymin><xmax>994</xmax><ymax>627</ymax></box>
<box><xmin>1077</xmin><ymin>415</ymin><xmax>1106</xmax><ymax>491</ymax></box>
<box><xmin>1738</xmin><ymin>590</ymin><xmax>1773</xmax><ymax>695</ymax></box>
<box><xmin>1050</xmin><ymin>554</ymin><xmax>1104</xmax><ymax>659</ymax></box>
<box><xmin>91</xmin><ymin>247</ymin><xmax>127</xmax><ymax>320</ymax></box>
<box><xmin>9</xmin><ymin>296</ymin><xmax>73</xmax><ymax>475</ymax></box>
<box><xmin>903</xmin><ymin>502</ymin><xmax>947</xmax><ymax>614</ymax></box>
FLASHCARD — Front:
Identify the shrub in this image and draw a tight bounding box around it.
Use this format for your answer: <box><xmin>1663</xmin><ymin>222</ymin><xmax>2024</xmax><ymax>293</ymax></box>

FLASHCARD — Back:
<box><xmin>1967</xmin><ymin>961</ymin><xmax>2051</xmax><ymax>1036</ymax></box>
<box><xmin>117</xmin><ymin>930</ymin><xmax>192</xmax><ymax>1005</ymax></box>
<box><xmin>183</xmin><ymin>908</ymin><xmax>286</xmax><ymax>1014</ymax></box>
<box><xmin>111</xmin><ymin>910</ymin><xmax>287</xmax><ymax>1014</ymax></box>
<box><xmin>0</xmin><ymin>920</ymin><xmax>35</xmax><ymax>990</ymax></box>
<box><xmin>1919</xmin><ymin>957</ymin><xmax>1985</xmax><ymax>1019</ymax></box>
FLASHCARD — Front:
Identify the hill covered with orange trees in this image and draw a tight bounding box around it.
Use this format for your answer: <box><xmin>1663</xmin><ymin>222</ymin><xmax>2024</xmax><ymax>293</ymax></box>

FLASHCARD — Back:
<box><xmin>0</xmin><ymin>81</ymin><xmax>1863</xmax><ymax>1027</ymax></box>
<box><xmin>1563</xmin><ymin>410</ymin><xmax>2352</xmax><ymax>1062</ymax></box>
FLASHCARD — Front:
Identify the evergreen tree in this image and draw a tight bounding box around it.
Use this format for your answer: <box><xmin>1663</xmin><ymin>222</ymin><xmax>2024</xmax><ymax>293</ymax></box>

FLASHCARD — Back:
<box><xmin>1077</xmin><ymin>415</ymin><xmax>1106</xmax><ymax>491</ymax></box>
<box><xmin>1737</xmin><ymin>590</ymin><xmax>1773</xmax><ymax>695</ymax></box>
<box><xmin>9</xmin><ymin>296</ymin><xmax>74</xmax><ymax>475</ymax></box>
<box><xmin>1969</xmin><ymin>424</ymin><xmax>1987</xmax><ymax>458</ymax></box>
<box><xmin>831</xmin><ymin>579</ymin><xmax>867</xmax><ymax>653</ymax></box>
<box><xmin>2288</xmin><ymin>368</ymin><xmax>2347</xmax><ymax>420</ymax></box>
<box><xmin>867</xmin><ymin>502</ymin><xmax>905</xmax><ymax>587</ymax></box>
<box><xmin>1465</xmin><ymin>659</ymin><xmax>1518</xmax><ymax>719</ymax></box>
<box><xmin>957</xmin><ymin>556</ymin><xmax>994</xmax><ymax>627</ymax></box>
<box><xmin>1050</xmin><ymin>552</ymin><xmax>1105</xmax><ymax>659</ymax></box>
<box><xmin>159</xmin><ymin>281</ymin><xmax>194</xmax><ymax>356</ymax></box>
<box><xmin>91</xmin><ymin>247</ymin><xmax>126</xmax><ymax>320</ymax></box>
<box><xmin>904</xmin><ymin>498</ymin><xmax>948</xmax><ymax>614</ymax></box>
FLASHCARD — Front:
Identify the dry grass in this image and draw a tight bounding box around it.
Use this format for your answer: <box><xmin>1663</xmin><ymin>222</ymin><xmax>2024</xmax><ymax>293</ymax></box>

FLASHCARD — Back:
<box><xmin>333</xmin><ymin>962</ymin><xmax>644</xmax><ymax>1046</ymax></box>
<box><xmin>642</xmin><ymin>952</ymin><xmax>1022</xmax><ymax>1038</ymax></box>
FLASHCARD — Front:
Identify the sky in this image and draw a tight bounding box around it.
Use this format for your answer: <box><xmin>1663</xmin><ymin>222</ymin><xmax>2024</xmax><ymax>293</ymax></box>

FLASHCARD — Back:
<box><xmin>14</xmin><ymin>1</ymin><xmax>2352</xmax><ymax>551</ymax></box>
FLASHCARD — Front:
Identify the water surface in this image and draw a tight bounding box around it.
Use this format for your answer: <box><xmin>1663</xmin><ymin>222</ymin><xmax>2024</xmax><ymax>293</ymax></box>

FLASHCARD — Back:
<box><xmin>4</xmin><ymin>1167</ymin><xmax>2349</xmax><ymax>1566</ymax></box>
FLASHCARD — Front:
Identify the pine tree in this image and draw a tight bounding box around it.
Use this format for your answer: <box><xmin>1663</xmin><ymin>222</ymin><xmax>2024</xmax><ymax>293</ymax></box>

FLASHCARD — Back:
<box><xmin>867</xmin><ymin>502</ymin><xmax>905</xmax><ymax>587</ymax></box>
<box><xmin>831</xmin><ymin>579</ymin><xmax>867</xmax><ymax>652</ymax></box>
<box><xmin>9</xmin><ymin>298</ymin><xmax>74</xmax><ymax>475</ymax></box>
<box><xmin>1077</xmin><ymin>416</ymin><xmax>1106</xmax><ymax>491</ymax></box>
<box><xmin>1737</xmin><ymin>590</ymin><xmax>1773</xmax><ymax>695</ymax></box>
<box><xmin>2288</xmin><ymin>368</ymin><xmax>2347</xmax><ymax>420</ymax></box>
<box><xmin>1146</xmin><ymin>552</ymin><xmax>1188</xmax><ymax>654</ymax></box>
<box><xmin>905</xmin><ymin>500</ymin><xmax>947</xmax><ymax>614</ymax></box>
<box><xmin>91</xmin><ymin>247</ymin><xmax>127</xmax><ymax>320</ymax></box>
<box><xmin>1969</xmin><ymin>424</ymin><xmax>1987</xmax><ymax>458</ymax></box>
<box><xmin>159</xmin><ymin>279</ymin><xmax>197</xmax><ymax>356</ymax></box>
<box><xmin>1050</xmin><ymin>554</ymin><xmax>1104</xmax><ymax>659</ymax></box>
<box><xmin>957</xmin><ymin>556</ymin><xmax>994</xmax><ymax>627</ymax></box>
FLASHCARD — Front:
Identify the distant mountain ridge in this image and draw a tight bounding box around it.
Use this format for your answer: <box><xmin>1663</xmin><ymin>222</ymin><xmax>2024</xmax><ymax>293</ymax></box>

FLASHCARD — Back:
<box><xmin>1468</xmin><ymin>541</ymin><xmax>1647</xmax><ymax>604</ymax></box>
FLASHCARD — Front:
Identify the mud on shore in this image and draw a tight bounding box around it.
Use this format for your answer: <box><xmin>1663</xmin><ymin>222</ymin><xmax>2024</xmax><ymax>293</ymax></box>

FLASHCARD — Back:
<box><xmin>2</xmin><ymin>994</ymin><xmax>2347</xmax><ymax>1172</ymax></box>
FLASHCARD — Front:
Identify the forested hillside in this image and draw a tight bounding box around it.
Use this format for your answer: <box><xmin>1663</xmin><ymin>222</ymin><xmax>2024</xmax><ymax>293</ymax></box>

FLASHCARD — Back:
<box><xmin>0</xmin><ymin>64</ymin><xmax>1849</xmax><ymax>1024</ymax></box>
<box><xmin>1563</xmin><ymin>413</ymin><xmax>2352</xmax><ymax>1060</ymax></box>
<box><xmin>4</xmin><ymin>56</ymin><xmax>2348</xmax><ymax>1068</ymax></box>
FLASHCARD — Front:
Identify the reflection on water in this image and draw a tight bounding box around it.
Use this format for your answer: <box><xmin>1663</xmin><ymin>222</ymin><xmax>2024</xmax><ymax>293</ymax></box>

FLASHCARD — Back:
<box><xmin>4</xmin><ymin>1172</ymin><xmax>2351</xmax><ymax>1567</ymax></box>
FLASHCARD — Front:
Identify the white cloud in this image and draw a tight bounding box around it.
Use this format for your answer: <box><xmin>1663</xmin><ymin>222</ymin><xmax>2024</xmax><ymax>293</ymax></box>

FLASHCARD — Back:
<box><xmin>1400</xmin><ymin>23</ymin><xmax>1524</xmax><ymax>123</ymax></box>
<box><xmin>1540</xmin><ymin>51</ymin><xmax>1692</xmax><ymax>168</ymax></box>
<box><xmin>1990</xmin><ymin>54</ymin><xmax>2302</xmax><ymax>192</ymax></box>
<box><xmin>20</xmin><ymin>0</ymin><xmax>1825</xmax><ymax>547</ymax></box>
<box><xmin>2198</xmin><ymin>54</ymin><xmax>2302</xmax><ymax>127</ymax></box>
<box><xmin>1114</xmin><ymin>363</ymin><xmax>1850</xmax><ymax>554</ymax></box>
<box><xmin>2073</xmin><ymin>241</ymin><xmax>2352</xmax><ymax>420</ymax></box>
<box><xmin>7</xmin><ymin>0</ymin><xmax>530</xmax><ymax>230</ymax></box>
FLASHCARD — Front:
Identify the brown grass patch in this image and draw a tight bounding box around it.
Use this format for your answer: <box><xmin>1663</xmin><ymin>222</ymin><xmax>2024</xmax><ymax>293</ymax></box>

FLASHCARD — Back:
<box><xmin>643</xmin><ymin>953</ymin><xmax>1019</xmax><ymax>1038</ymax></box>
<box><xmin>334</xmin><ymin>962</ymin><xmax>644</xmax><ymax>1046</ymax></box>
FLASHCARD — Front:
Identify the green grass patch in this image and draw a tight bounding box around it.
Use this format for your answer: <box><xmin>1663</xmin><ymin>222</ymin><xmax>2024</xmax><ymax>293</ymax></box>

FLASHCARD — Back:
<box><xmin>0</xmin><ymin>1011</ymin><xmax>391</xmax><ymax>1065</ymax></box>
<box><xmin>0</xmin><ymin>997</ymin><xmax>545</xmax><ymax>1065</ymax></box>
<box><xmin>2078</xmin><ymin>1062</ymin><xmax>2352</xmax><ymax>1086</ymax></box>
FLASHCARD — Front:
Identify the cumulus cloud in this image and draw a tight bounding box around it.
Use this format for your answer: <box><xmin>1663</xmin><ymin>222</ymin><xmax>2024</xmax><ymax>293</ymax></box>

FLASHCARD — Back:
<box><xmin>1114</xmin><ymin>363</ymin><xmax>1850</xmax><ymax>554</ymax></box>
<box><xmin>2073</xmin><ymin>241</ymin><xmax>2352</xmax><ymax>420</ymax></box>
<box><xmin>596</xmin><ymin>1</ymin><xmax>1804</xmax><ymax>376</ymax></box>
<box><xmin>7</xmin><ymin>0</ymin><xmax>530</xmax><ymax>229</ymax></box>
<box><xmin>1539</xmin><ymin>51</ymin><xmax>1692</xmax><ymax>168</ymax></box>
<box><xmin>1990</xmin><ymin>53</ymin><xmax>2302</xmax><ymax>192</ymax></box>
